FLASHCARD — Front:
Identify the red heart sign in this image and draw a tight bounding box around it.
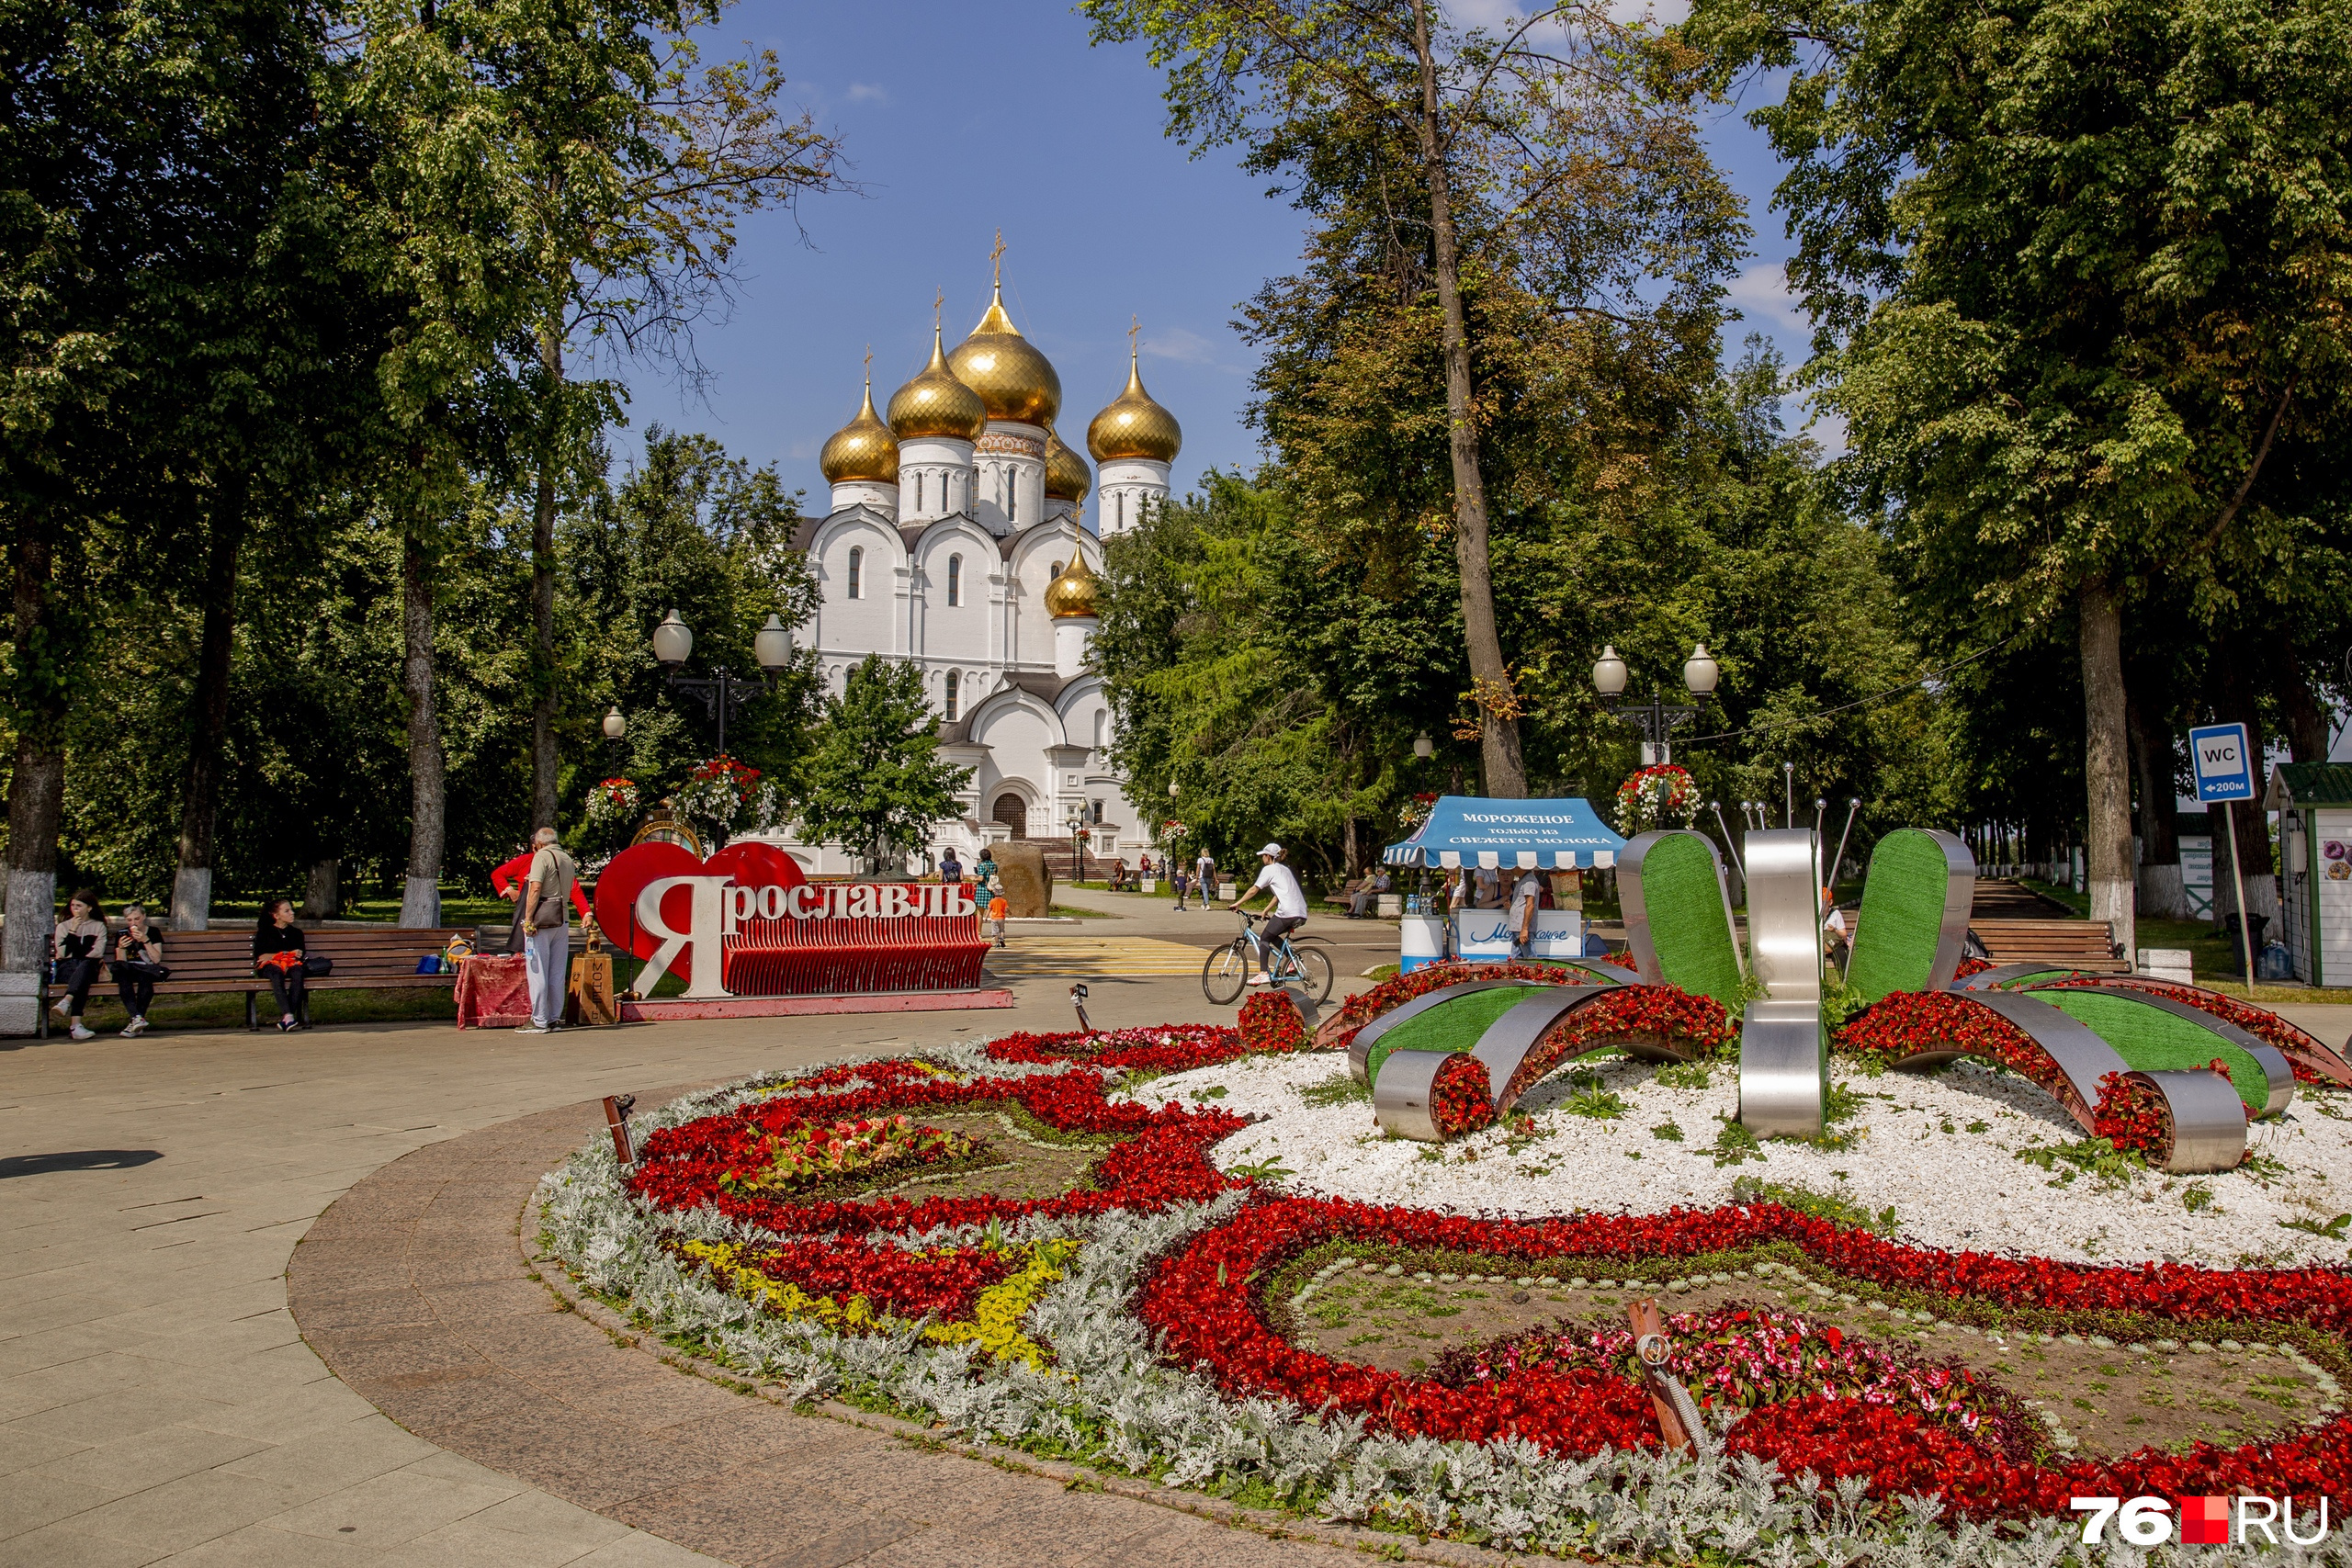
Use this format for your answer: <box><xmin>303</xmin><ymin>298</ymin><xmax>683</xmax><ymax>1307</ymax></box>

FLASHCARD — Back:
<box><xmin>594</xmin><ymin>840</ymin><xmax>808</xmax><ymax>964</ymax></box>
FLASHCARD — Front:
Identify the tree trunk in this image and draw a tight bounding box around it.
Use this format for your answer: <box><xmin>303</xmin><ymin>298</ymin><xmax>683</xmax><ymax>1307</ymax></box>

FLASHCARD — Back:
<box><xmin>171</xmin><ymin>471</ymin><xmax>250</xmax><ymax>931</ymax></box>
<box><xmin>400</xmin><ymin>534</ymin><xmax>446</xmax><ymax>927</ymax></box>
<box><xmin>3</xmin><ymin>491</ymin><xmax>66</xmax><ymax>993</ymax></box>
<box><xmin>1408</xmin><ymin>0</ymin><xmax>1526</xmax><ymax>798</ymax></box>
<box><xmin>2274</xmin><ymin>651</ymin><xmax>2328</xmax><ymax>762</ymax></box>
<box><xmin>300</xmin><ymin>857</ymin><xmax>340</xmax><ymax>920</ymax></box>
<box><xmin>530</xmin><ymin>315</ymin><xmax>561</xmax><ymax>833</ymax></box>
<box><xmin>2078</xmin><ymin>577</ymin><xmax>2134</xmax><ymax>963</ymax></box>
<box><xmin>2126</xmin><ymin>688</ymin><xmax>2187</xmax><ymax>919</ymax></box>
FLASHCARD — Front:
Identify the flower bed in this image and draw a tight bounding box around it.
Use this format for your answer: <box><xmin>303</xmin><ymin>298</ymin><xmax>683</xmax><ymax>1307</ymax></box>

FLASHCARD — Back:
<box><xmin>540</xmin><ymin>1017</ymin><xmax>2352</xmax><ymax>1563</ymax></box>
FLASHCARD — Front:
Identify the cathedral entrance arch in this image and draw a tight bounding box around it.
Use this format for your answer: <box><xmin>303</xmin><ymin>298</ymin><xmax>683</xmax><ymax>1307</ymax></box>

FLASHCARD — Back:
<box><xmin>992</xmin><ymin>793</ymin><xmax>1029</xmax><ymax>839</ymax></box>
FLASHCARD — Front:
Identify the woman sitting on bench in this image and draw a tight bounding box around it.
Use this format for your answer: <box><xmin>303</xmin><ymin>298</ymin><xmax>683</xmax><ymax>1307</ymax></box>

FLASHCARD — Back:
<box><xmin>254</xmin><ymin>898</ymin><xmax>309</xmax><ymax>1031</ymax></box>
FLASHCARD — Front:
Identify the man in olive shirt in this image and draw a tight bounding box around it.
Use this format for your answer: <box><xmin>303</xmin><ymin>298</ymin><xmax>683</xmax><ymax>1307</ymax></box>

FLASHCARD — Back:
<box><xmin>517</xmin><ymin>827</ymin><xmax>577</xmax><ymax>1034</ymax></box>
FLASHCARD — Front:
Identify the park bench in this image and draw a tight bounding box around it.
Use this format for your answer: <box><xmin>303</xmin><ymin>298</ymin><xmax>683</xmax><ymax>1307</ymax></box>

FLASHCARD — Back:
<box><xmin>42</xmin><ymin>925</ymin><xmax>479</xmax><ymax>1032</ymax></box>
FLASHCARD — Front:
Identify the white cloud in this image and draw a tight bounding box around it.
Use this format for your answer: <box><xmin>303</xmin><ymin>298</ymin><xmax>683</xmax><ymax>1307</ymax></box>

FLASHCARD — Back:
<box><xmin>1141</xmin><ymin>325</ymin><xmax>1233</xmax><ymax>370</ymax></box>
<box><xmin>1725</xmin><ymin>261</ymin><xmax>1809</xmax><ymax>332</ymax></box>
<box><xmin>844</xmin><ymin>82</ymin><xmax>888</xmax><ymax>105</ymax></box>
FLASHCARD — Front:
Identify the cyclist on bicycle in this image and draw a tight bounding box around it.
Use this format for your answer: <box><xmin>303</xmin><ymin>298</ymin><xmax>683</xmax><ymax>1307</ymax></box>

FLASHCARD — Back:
<box><xmin>1229</xmin><ymin>842</ymin><xmax>1308</xmax><ymax>986</ymax></box>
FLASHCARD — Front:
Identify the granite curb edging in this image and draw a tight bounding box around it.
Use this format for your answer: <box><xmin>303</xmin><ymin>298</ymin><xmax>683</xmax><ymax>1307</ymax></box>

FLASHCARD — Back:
<box><xmin>286</xmin><ymin>1088</ymin><xmax>1547</xmax><ymax>1568</ymax></box>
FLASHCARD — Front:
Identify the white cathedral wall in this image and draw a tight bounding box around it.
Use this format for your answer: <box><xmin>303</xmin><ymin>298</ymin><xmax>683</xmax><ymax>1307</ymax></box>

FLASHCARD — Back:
<box><xmin>810</xmin><ymin>515</ymin><xmax>902</xmax><ymax>660</ymax></box>
<box><xmin>913</xmin><ymin>524</ymin><xmax>996</xmax><ymax>667</ymax></box>
<box><xmin>896</xmin><ymin>436</ymin><xmax>973</xmax><ymax>523</ymax></box>
<box><xmin>967</xmin><ymin>702</ymin><xmax>1056</xmax><ymax>835</ymax></box>
<box><xmin>1097</xmin><ymin>457</ymin><xmax>1170</xmax><ymax>536</ymax></box>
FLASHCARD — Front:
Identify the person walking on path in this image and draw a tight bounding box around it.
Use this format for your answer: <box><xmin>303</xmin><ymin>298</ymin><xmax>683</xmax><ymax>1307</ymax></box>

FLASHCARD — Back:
<box><xmin>252</xmin><ymin>897</ymin><xmax>308</xmax><ymax>1030</ymax></box>
<box><xmin>1196</xmin><ymin>850</ymin><xmax>1219</xmax><ymax>904</ymax></box>
<box><xmin>1228</xmin><ymin>843</ymin><xmax>1307</xmax><ymax>986</ymax></box>
<box><xmin>492</xmin><ymin>842</ymin><xmax>590</xmax><ymax>953</ymax></box>
<box><xmin>108</xmin><ymin>901</ymin><xmax>166</xmax><ymax>1035</ymax></box>
<box><xmin>516</xmin><ymin>828</ymin><xmax>577</xmax><ymax>1035</ymax></box>
<box><xmin>51</xmin><ymin>889</ymin><xmax>107</xmax><ymax>1040</ymax></box>
<box><xmin>987</xmin><ymin>889</ymin><xmax>1010</xmax><ymax>947</ymax></box>
<box><xmin>1170</xmin><ymin>863</ymin><xmax>1190</xmax><ymax>911</ymax></box>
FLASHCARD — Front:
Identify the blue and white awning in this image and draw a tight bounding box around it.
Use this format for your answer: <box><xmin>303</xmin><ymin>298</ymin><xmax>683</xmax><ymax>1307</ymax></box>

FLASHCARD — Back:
<box><xmin>1383</xmin><ymin>796</ymin><xmax>1626</xmax><ymax>870</ymax></box>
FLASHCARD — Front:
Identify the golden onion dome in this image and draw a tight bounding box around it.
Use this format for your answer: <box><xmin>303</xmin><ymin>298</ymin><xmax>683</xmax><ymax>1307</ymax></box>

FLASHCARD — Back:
<box><xmin>887</xmin><ymin>324</ymin><xmax>987</xmax><ymax>442</ymax></box>
<box><xmin>1044</xmin><ymin>548</ymin><xmax>1101</xmax><ymax>619</ymax></box>
<box><xmin>819</xmin><ymin>375</ymin><xmax>899</xmax><ymax>485</ymax></box>
<box><xmin>1087</xmin><ymin>348</ymin><xmax>1183</xmax><ymax>463</ymax></box>
<box><xmin>947</xmin><ymin>285</ymin><xmax>1061</xmax><ymax>427</ymax></box>
<box><xmin>1043</xmin><ymin>424</ymin><xmax>1091</xmax><ymax>502</ymax></box>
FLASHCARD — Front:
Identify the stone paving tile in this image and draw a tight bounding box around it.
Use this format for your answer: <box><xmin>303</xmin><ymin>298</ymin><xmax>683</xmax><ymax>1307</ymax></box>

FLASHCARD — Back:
<box><xmin>61</xmin><ymin>1467</ymin><xmax>331</xmax><ymax>1554</ymax></box>
<box><xmin>21</xmin><ymin>1423</ymin><xmax>272</xmax><ymax>1498</ymax></box>
<box><xmin>0</xmin><ymin>1520</ymin><xmax>165</xmax><ymax>1566</ymax></box>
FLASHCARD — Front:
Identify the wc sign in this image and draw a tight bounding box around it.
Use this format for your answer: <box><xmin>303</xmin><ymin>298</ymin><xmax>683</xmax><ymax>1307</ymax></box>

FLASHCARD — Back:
<box><xmin>2188</xmin><ymin>721</ymin><xmax>2256</xmax><ymax>803</ymax></box>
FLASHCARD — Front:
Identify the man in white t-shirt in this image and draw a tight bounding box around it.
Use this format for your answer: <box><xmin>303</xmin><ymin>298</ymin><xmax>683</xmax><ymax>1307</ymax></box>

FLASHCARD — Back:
<box><xmin>1230</xmin><ymin>842</ymin><xmax>1308</xmax><ymax>985</ymax></box>
<box><xmin>1509</xmin><ymin>869</ymin><xmax>1544</xmax><ymax>957</ymax></box>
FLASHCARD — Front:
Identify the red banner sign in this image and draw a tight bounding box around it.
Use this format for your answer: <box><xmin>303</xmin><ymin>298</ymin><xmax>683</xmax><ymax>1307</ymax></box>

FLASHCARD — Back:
<box><xmin>594</xmin><ymin>840</ymin><xmax>985</xmax><ymax>998</ymax></box>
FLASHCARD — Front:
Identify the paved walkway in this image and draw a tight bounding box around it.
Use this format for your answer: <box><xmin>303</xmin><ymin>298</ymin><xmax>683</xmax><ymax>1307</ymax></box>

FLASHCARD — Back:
<box><xmin>0</xmin><ymin>961</ymin><xmax>1263</xmax><ymax>1567</ymax></box>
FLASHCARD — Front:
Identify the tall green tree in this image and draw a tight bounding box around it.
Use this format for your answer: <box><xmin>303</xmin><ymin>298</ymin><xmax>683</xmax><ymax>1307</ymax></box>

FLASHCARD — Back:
<box><xmin>0</xmin><ymin>0</ymin><xmax>356</xmax><ymax>955</ymax></box>
<box><xmin>795</xmin><ymin>656</ymin><xmax>971</xmax><ymax>874</ymax></box>
<box><xmin>494</xmin><ymin>19</ymin><xmax>846</xmax><ymax>831</ymax></box>
<box><xmin>1684</xmin><ymin>0</ymin><xmax>2352</xmax><ymax>956</ymax></box>
<box><xmin>561</xmin><ymin>426</ymin><xmax>820</xmax><ymax>821</ymax></box>
<box><xmin>1085</xmin><ymin>0</ymin><xmax>1742</xmax><ymax>796</ymax></box>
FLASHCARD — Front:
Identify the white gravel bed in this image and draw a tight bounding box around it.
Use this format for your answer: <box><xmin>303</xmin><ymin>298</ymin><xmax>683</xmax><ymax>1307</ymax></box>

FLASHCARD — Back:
<box><xmin>1118</xmin><ymin>1050</ymin><xmax>2352</xmax><ymax>1269</ymax></box>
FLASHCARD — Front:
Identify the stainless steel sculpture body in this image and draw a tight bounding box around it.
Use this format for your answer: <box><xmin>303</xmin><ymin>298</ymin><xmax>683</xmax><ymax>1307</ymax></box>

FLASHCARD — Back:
<box><xmin>1914</xmin><ymin>829</ymin><xmax>1978</xmax><ymax>993</ymax></box>
<box><xmin>1616</xmin><ymin>830</ymin><xmax>1740</xmax><ymax>989</ymax></box>
<box><xmin>1891</xmin><ymin>988</ymin><xmax>2249</xmax><ymax>1173</ymax></box>
<box><xmin>1737</xmin><ymin>829</ymin><xmax>1827</xmax><ymax>1138</ymax></box>
<box><xmin>1348</xmin><ymin>980</ymin><xmax>1532</xmax><ymax>1087</ymax></box>
<box><xmin>1364</xmin><ymin>978</ymin><xmax>1717</xmax><ymax>1143</ymax></box>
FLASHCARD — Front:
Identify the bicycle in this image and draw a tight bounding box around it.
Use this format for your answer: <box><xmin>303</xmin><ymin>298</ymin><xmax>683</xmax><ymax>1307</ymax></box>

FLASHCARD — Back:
<box><xmin>1202</xmin><ymin>910</ymin><xmax>1333</xmax><ymax>1005</ymax></box>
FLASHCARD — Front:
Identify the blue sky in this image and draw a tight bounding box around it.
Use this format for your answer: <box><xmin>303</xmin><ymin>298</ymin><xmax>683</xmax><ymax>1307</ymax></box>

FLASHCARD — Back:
<box><xmin>611</xmin><ymin>0</ymin><xmax>1820</xmax><ymax>503</ymax></box>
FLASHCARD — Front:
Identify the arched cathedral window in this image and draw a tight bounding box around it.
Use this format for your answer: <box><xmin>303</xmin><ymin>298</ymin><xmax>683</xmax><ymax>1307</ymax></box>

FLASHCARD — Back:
<box><xmin>846</xmin><ymin>546</ymin><xmax>862</xmax><ymax>600</ymax></box>
<box><xmin>947</xmin><ymin>555</ymin><xmax>962</xmax><ymax>606</ymax></box>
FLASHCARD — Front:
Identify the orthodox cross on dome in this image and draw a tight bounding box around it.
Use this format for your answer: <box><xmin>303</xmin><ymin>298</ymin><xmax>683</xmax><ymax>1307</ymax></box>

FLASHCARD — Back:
<box><xmin>1128</xmin><ymin>315</ymin><xmax>1140</xmax><ymax>362</ymax></box>
<box><xmin>863</xmin><ymin>344</ymin><xmax>872</xmax><ymax>386</ymax></box>
<box><xmin>933</xmin><ymin>288</ymin><xmax>944</xmax><ymax>330</ymax></box>
<box><xmin>989</xmin><ymin>230</ymin><xmax>1006</xmax><ymax>291</ymax></box>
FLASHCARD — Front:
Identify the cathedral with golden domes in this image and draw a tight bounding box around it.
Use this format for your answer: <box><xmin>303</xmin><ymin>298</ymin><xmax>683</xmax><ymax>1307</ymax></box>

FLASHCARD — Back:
<box><xmin>769</xmin><ymin>250</ymin><xmax>1183</xmax><ymax>874</ymax></box>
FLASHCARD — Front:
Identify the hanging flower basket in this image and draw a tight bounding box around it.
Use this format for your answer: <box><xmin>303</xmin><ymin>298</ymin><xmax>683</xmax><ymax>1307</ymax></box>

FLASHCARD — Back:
<box><xmin>1615</xmin><ymin>763</ymin><xmax>1700</xmax><ymax>836</ymax></box>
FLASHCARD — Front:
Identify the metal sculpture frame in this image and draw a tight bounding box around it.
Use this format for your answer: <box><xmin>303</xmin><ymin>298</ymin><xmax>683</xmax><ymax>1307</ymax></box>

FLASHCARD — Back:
<box><xmin>1348</xmin><ymin>979</ymin><xmax>1535</xmax><ymax>1088</ymax></box>
<box><xmin>1843</xmin><ymin>828</ymin><xmax>1974</xmax><ymax>1004</ymax></box>
<box><xmin>1893</xmin><ymin>989</ymin><xmax>2247</xmax><ymax>1173</ymax></box>
<box><xmin>1617</xmin><ymin>830</ymin><xmax>1741</xmax><ymax>991</ymax></box>
<box><xmin>1737</xmin><ymin>829</ymin><xmax>1826</xmax><ymax>1138</ymax></box>
<box><xmin>1367</xmin><ymin>979</ymin><xmax>1711</xmax><ymax>1143</ymax></box>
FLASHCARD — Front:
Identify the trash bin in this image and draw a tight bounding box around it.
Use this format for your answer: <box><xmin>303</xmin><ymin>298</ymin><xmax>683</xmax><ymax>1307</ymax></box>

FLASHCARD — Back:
<box><xmin>2222</xmin><ymin>913</ymin><xmax>2272</xmax><ymax>976</ymax></box>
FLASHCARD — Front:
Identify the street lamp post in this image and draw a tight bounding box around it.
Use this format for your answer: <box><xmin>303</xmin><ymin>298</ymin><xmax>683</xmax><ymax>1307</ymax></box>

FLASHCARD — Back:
<box><xmin>1067</xmin><ymin>810</ymin><xmax>1087</xmax><ymax>884</ymax></box>
<box><xmin>602</xmin><ymin>706</ymin><xmax>627</xmax><ymax>771</ymax></box>
<box><xmin>1591</xmin><ymin>643</ymin><xmax>1719</xmax><ymax>764</ymax></box>
<box><xmin>650</xmin><ymin>610</ymin><xmax>795</xmax><ymax>756</ymax></box>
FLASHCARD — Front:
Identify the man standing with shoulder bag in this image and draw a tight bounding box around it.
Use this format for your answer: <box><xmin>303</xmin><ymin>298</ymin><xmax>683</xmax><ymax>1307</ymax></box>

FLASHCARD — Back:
<box><xmin>517</xmin><ymin>828</ymin><xmax>577</xmax><ymax>1034</ymax></box>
